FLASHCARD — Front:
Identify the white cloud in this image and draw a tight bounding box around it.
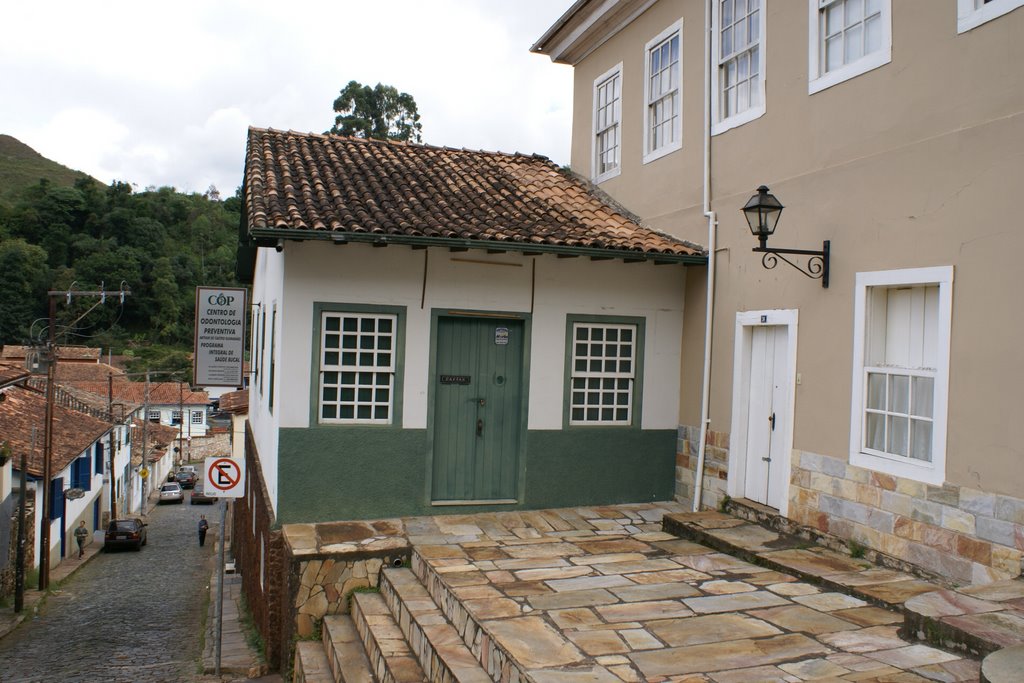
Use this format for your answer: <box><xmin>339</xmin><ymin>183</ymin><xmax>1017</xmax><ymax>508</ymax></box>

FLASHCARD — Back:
<box><xmin>0</xmin><ymin>0</ymin><xmax>574</xmax><ymax>194</ymax></box>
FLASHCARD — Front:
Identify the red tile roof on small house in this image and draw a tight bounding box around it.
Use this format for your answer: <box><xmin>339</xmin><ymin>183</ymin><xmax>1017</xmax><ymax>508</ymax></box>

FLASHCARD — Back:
<box><xmin>218</xmin><ymin>389</ymin><xmax>248</xmax><ymax>415</ymax></box>
<box><xmin>0</xmin><ymin>362</ymin><xmax>29</xmax><ymax>387</ymax></box>
<box><xmin>0</xmin><ymin>384</ymin><xmax>113</xmax><ymax>477</ymax></box>
<box><xmin>243</xmin><ymin>127</ymin><xmax>705</xmax><ymax>264</ymax></box>
<box><xmin>70</xmin><ymin>380</ymin><xmax>208</xmax><ymax>406</ymax></box>
<box><xmin>0</xmin><ymin>345</ymin><xmax>101</xmax><ymax>363</ymax></box>
<box><xmin>55</xmin><ymin>362</ymin><xmax>126</xmax><ymax>382</ymax></box>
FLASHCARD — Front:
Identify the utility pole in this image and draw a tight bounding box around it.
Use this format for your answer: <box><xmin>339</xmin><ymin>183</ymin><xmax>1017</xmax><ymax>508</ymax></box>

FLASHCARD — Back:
<box><xmin>108</xmin><ymin>371</ymin><xmax>118</xmax><ymax>520</ymax></box>
<box><xmin>178</xmin><ymin>382</ymin><xmax>185</xmax><ymax>467</ymax></box>
<box><xmin>140</xmin><ymin>373</ymin><xmax>150</xmax><ymax>515</ymax></box>
<box><xmin>38</xmin><ymin>283</ymin><xmax>129</xmax><ymax>590</ymax></box>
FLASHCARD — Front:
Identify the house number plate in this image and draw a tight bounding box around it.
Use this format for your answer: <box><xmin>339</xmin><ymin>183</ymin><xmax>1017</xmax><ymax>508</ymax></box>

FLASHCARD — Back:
<box><xmin>440</xmin><ymin>375</ymin><xmax>471</xmax><ymax>385</ymax></box>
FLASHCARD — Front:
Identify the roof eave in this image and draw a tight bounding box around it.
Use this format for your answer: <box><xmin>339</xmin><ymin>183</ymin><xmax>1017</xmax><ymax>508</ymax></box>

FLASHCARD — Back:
<box><xmin>248</xmin><ymin>228</ymin><xmax>707</xmax><ymax>266</ymax></box>
<box><xmin>530</xmin><ymin>0</ymin><xmax>658</xmax><ymax>65</ymax></box>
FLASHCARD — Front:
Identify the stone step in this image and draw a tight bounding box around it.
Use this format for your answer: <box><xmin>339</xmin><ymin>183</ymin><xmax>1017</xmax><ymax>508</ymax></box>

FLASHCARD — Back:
<box><xmin>410</xmin><ymin>550</ymin><xmax>528</xmax><ymax>682</ymax></box>
<box><xmin>352</xmin><ymin>590</ymin><xmax>427</xmax><ymax>683</ymax></box>
<box><xmin>294</xmin><ymin>639</ymin><xmax>334</xmax><ymax>683</ymax></box>
<box><xmin>323</xmin><ymin>614</ymin><xmax>376</xmax><ymax>683</ymax></box>
<box><xmin>379</xmin><ymin>567</ymin><xmax>494</xmax><ymax>683</ymax></box>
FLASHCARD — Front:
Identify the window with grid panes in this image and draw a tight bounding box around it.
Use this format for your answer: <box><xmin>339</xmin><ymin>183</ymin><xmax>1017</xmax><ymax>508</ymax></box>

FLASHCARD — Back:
<box><xmin>593</xmin><ymin>66</ymin><xmax>622</xmax><ymax>181</ymax></box>
<box><xmin>850</xmin><ymin>266</ymin><xmax>952</xmax><ymax>486</ymax></box>
<box><xmin>645</xmin><ymin>24</ymin><xmax>681</xmax><ymax>160</ymax></box>
<box><xmin>171</xmin><ymin>410</ymin><xmax>182</xmax><ymax>425</ymax></box>
<box><xmin>719</xmin><ymin>0</ymin><xmax>761</xmax><ymax>119</ymax></box>
<box><xmin>862</xmin><ymin>285</ymin><xmax>938</xmax><ymax>462</ymax></box>
<box><xmin>191</xmin><ymin>410</ymin><xmax>203</xmax><ymax>424</ymax></box>
<box><xmin>570</xmin><ymin>323</ymin><xmax>636</xmax><ymax>425</ymax></box>
<box><xmin>319</xmin><ymin>312</ymin><xmax>396</xmax><ymax>424</ymax></box>
<box><xmin>957</xmin><ymin>0</ymin><xmax>1024</xmax><ymax>33</ymax></box>
<box><xmin>148</xmin><ymin>410</ymin><xmax>160</xmax><ymax>423</ymax></box>
<box><xmin>820</xmin><ymin>0</ymin><xmax>883</xmax><ymax>73</ymax></box>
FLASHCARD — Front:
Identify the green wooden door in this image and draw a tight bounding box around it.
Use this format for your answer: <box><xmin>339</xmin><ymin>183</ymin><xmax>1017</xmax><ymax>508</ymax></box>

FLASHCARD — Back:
<box><xmin>432</xmin><ymin>317</ymin><xmax>523</xmax><ymax>502</ymax></box>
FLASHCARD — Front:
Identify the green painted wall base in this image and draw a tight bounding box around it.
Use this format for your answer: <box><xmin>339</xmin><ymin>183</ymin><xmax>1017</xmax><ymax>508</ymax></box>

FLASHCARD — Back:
<box><xmin>277</xmin><ymin>427</ymin><xmax>676</xmax><ymax>524</ymax></box>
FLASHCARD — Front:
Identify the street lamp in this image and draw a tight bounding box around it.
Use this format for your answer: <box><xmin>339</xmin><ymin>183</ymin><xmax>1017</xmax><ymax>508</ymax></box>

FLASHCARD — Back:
<box><xmin>742</xmin><ymin>185</ymin><xmax>830</xmax><ymax>288</ymax></box>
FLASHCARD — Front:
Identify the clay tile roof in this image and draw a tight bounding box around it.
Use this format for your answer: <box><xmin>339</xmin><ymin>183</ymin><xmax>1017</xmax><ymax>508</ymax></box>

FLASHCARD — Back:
<box><xmin>70</xmin><ymin>381</ymin><xmax>209</xmax><ymax>406</ymax></box>
<box><xmin>218</xmin><ymin>389</ymin><xmax>248</xmax><ymax>414</ymax></box>
<box><xmin>0</xmin><ymin>362</ymin><xmax>29</xmax><ymax>387</ymax></box>
<box><xmin>0</xmin><ymin>345</ymin><xmax>101</xmax><ymax>362</ymax></box>
<box><xmin>0</xmin><ymin>385</ymin><xmax>113</xmax><ymax>477</ymax></box>
<box><xmin>243</xmin><ymin>127</ymin><xmax>705</xmax><ymax>262</ymax></box>
<box><xmin>55</xmin><ymin>362</ymin><xmax>126</xmax><ymax>382</ymax></box>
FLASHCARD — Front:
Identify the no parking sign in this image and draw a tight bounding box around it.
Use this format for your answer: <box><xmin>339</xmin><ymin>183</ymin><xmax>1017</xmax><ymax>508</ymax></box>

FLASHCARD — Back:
<box><xmin>204</xmin><ymin>456</ymin><xmax>246</xmax><ymax>498</ymax></box>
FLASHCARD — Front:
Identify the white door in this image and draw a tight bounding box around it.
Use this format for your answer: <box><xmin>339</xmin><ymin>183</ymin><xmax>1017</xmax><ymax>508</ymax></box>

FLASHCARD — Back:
<box><xmin>743</xmin><ymin>326</ymin><xmax>789</xmax><ymax>508</ymax></box>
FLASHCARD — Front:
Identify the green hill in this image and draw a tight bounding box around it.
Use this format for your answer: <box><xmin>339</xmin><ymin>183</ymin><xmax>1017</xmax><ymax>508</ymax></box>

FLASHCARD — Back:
<box><xmin>0</xmin><ymin>134</ymin><xmax>96</xmax><ymax>206</ymax></box>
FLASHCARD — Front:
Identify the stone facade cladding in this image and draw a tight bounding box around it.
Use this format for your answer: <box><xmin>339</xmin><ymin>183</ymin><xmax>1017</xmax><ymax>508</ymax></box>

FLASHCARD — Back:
<box><xmin>790</xmin><ymin>450</ymin><xmax>1023</xmax><ymax>585</ymax></box>
<box><xmin>674</xmin><ymin>424</ymin><xmax>1023</xmax><ymax>585</ymax></box>
<box><xmin>233</xmin><ymin>425</ymin><xmax>285</xmax><ymax>670</ymax></box>
<box><xmin>675</xmin><ymin>424</ymin><xmax>730</xmax><ymax>510</ymax></box>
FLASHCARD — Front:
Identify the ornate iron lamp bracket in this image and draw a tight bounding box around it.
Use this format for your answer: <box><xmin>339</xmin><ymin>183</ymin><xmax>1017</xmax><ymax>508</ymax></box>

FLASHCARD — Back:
<box><xmin>752</xmin><ymin>241</ymin><xmax>830</xmax><ymax>288</ymax></box>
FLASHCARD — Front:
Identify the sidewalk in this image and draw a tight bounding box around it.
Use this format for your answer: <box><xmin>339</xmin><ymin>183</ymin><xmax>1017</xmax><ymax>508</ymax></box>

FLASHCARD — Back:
<box><xmin>201</xmin><ymin>568</ymin><xmax>271</xmax><ymax>680</ymax></box>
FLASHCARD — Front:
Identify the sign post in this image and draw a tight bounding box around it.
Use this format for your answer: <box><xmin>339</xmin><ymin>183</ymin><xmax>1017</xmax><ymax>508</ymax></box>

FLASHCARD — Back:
<box><xmin>203</xmin><ymin>456</ymin><xmax>246</xmax><ymax>676</ymax></box>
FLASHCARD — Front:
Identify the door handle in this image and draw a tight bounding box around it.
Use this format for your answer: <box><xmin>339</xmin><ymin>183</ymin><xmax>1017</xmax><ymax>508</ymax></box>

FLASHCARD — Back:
<box><xmin>476</xmin><ymin>418</ymin><xmax>483</xmax><ymax>437</ymax></box>
<box><xmin>769</xmin><ymin>412</ymin><xmax>776</xmax><ymax>431</ymax></box>
<box><xmin>469</xmin><ymin>397</ymin><xmax>486</xmax><ymax>406</ymax></box>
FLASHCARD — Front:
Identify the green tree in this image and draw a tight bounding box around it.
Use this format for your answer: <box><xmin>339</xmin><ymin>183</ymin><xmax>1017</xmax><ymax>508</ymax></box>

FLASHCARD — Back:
<box><xmin>0</xmin><ymin>239</ymin><xmax>50</xmax><ymax>342</ymax></box>
<box><xmin>328</xmin><ymin>80</ymin><xmax>423</xmax><ymax>143</ymax></box>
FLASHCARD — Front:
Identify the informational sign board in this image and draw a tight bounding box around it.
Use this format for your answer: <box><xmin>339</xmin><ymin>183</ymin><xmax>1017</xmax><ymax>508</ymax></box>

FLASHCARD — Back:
<box><xmin>194</xmin><ymin>287</ymin><xmax>247</xmax><ymax>387</ymax></box>
<box><xmin>204</xmin><ymin>456</ymin><xmax>246</xmax><ymax>498</ymax></box>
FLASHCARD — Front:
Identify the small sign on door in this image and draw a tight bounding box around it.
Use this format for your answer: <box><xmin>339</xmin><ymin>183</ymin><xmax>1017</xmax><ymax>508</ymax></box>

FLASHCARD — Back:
<box><xmin>440</xmin><ymin>375</ymin><xmax>471</xmax><ymax>385</ymax></box>
<box><xmin>495</xmin><ymin>327</ymin><xmax>509</xmax><ymax>345</ymax></box>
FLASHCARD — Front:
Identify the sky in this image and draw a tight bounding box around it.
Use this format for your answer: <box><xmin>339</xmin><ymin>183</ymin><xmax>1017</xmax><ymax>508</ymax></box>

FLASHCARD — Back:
<box><xmin>1</xmin><ymin>0</ymin><xmax>575</xmax><ymax>196</ymax></box>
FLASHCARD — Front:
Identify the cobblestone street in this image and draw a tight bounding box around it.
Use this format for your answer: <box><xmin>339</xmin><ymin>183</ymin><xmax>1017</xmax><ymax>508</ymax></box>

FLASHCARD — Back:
<box><xmin>0</xmin><ymin>494</ymin><xmax>219</xmax><ymax>682</ymax></box>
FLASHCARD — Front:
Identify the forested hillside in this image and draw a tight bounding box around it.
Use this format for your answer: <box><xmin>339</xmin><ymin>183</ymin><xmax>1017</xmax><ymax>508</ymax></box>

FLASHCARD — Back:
<box><xmin>0</xmin><ymin>136</ymin><xmax>242</xmax><ymax>368</ymax></box>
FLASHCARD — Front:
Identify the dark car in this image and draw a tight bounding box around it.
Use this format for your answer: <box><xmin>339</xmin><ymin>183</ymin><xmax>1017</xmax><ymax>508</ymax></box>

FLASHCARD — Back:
<box><xmin>175</xmin><ymin>470</ymin><xmax>197</xmax><ymax>489</ymax></box>
<box><xmin>190</xmin><ymin>482</ymin><xmax>216</xmax><ymax>505</ymax></box>
<box><xmin>104</xmin><ymin>519</ymin><xmax>148</xmax><ymax>551</ymax></box>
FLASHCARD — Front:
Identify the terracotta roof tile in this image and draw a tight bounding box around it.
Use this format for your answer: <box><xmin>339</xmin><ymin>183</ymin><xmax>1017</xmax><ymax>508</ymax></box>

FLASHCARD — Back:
<box><xmin>0</xmin><ymin>345</ymin><xmax>101</xmax><ymax>362</ymax></box>
<box><xmin>218</xmin><ymin>389</ymin><xmax>248</xmax><ymax>414</ymax></box>
<box><xmin>244</xmin><ymin>128</ymin><xmax>705</xmax><ymax>260</ymax></box>
<box><xmin>0</xmin><ymin>362</ymin><xmax>29</xmax><ymax>387</ymax></box>
<box><xmin>55</xmin><ymin>362</ymin><xmax>126</xmax><ymax>382</ymax></box>
<box><xmin>0</xmin><ymin>385</ymin><xmax>113</xmax><ymax>477</ymax></box>
<box><xmin>68</xmin><ymin>381</ymin><xmax>209</xmax><ymax>406</ymax></box>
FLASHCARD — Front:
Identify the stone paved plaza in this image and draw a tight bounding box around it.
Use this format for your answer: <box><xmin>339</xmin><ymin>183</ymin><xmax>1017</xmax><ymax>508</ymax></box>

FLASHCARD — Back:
<box><xmin>396</xmin><ymin>502</ymin><xmax>982</xmax><ymax>682</ymax></box>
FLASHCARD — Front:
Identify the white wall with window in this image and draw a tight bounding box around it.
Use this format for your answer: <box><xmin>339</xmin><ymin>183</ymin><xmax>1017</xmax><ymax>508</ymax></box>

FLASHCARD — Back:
<box><xmin>849</xmin><ymin>266</ymin><xmax>953</xmax><ymax>485</ymax></box>
<box><xmin>592</xmin><ymin>63</ymin><xmax>623</xmax><ymax>183</ymax></box>
<box><xmin>643</xmin><ymin>21</ymin><xmax>682</xmax><ymax>163</ymax></box>
<box><xmin>957</xmin><ymin>0</ymin><xmax>1024</xmax><ymax>33</ymax></box>
<box><xmin>808</xmin><ymin>0</ymin><xmax>891</xmax><ymax>94</ymax></box>
<box><xmin>712</xmin><ymin>0</ymin><xmax>766</xmax><ymax>134</ymax></box>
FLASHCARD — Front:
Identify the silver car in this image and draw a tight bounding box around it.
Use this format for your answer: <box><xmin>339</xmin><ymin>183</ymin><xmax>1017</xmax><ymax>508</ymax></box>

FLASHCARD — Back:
<box><xmin>158</xmin><ymin>482</ymin><xmax>184</xmax><ymax>504</ymax></box>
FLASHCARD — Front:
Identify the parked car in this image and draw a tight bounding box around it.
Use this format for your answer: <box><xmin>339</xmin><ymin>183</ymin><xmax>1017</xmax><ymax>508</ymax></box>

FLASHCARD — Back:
<box><xmin>174</xmin><ymin>470</ymin><xmax>197</xmax><ymax>489</ymax></box>
<box><xmin>105</xmin><ymin>519</ymin><xmax>147</xmax><ymax>551</ymax></box>
<box><xmin>177</xmin><ymin>464</ymin><xmax>197</xmax><ymax>475</ymax></box>
<box><xmin>190</xmin><ymin>482</ymin><xmax>216</xmax><ymax>505</ymax></box>
<box><xmin>159</xmin><ymin>482</ymin><xmax>184</xmax><ymax>503</ymax></box>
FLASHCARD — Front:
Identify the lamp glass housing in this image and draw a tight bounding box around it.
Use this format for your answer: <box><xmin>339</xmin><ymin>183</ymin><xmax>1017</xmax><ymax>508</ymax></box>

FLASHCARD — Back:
<box><xmin>742</xmin><ymin>185</ymin><xmax>784</xmax><ymax>241</ymax></box>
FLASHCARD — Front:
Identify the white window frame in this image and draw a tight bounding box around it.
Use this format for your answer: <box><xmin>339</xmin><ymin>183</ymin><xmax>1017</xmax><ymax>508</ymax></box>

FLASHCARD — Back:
<box><xmin>712</xmin><ymin>0</ymin><xmax>767</xmax><ymax>135</ymax></box>
<box><xmin>148</xmin><ymin>410</ymin><xmax>161</xmax><ymax>423</ymax></box>
<box><xmin>958</xmin><ymin>0</ymin><xmax>1024</xmax><ymax>33</ymax></box>
<box><xmin>170</xmin><ymin>410</ymin><xmax>182</xmax><ymax>425</ymax></box>
<box><xmin>569</xmin><ymin>322</ymin><xmax>637</xmax><ymax>426</ymax></box>
<box><xmin>643</xmin><ymin>20</ymin><xmax>683</xmax><ymax>163</ymax></box>
<box><xmin>849</xmin><ymin>266</ymin><xmax>953</xmax><ymax>486</ymax></box>
<box><xmin>592</xmin><ymin>63</ymin><xmax>623</xmax><ymax>184</ymax></box>
<box><xmin>808</xmin><ymin>0</ymin><xmax>892</xmax><ymax>95</ymax></box>
<box><xmin>318</xmin><ymin>311</ymin><xmax>397</xmax><ymax>425</ymax></box>
<box><xmin>191</xmin><ymin>410</ymin><xmax>204</xmax><ymax>425</ymax></box>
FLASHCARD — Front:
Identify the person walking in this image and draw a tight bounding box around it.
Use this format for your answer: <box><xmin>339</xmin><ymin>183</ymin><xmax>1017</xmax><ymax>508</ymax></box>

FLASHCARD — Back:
<box><xmin>198</xmin><ymin>515</ymin><xmax>209</xmax><ymax>547</ymax></box>
<box><xmin>74</xmin><ymin>521</ymin><xmax>89</xmax><ymax>558</ymax></box>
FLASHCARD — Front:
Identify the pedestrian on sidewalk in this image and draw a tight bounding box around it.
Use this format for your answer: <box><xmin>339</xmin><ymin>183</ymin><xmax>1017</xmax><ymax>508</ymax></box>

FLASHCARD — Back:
<box><xmin>198</xmin><ymin>515</ymin><xmax>209</xmax><ymax>547</ymax></box>
<box><xmin>74</xmin><ymin>521</ymin><xmax>89</xmax><ymax>558</ymax></box>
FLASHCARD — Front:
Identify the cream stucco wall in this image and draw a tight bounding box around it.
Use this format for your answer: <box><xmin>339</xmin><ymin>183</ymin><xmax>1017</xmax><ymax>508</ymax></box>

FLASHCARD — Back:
<box><xmin>562</xmin><ymin>0</ymin><xmax>1024</xmax><ymax>498</ymax></box>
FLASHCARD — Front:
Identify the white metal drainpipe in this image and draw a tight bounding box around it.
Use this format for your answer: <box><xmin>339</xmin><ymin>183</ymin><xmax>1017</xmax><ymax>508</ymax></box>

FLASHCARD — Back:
<box><xmin>693</xmin><ymin>0</ymin><xmax>717</xmax><ymax>512</ymax></box>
